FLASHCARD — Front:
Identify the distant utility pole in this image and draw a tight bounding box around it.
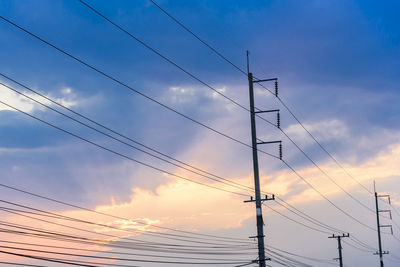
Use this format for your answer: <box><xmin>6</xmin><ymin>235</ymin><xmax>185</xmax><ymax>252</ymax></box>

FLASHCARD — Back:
<box><xmin>328</xmin><ymin>233</ymin><xmax>349</xmax><ymax>267</ymax></box>
<box><xmin>245</xmin><ymin>51</ymin><xmax>281</xmax><ymax>267</ymax></box>
<box><xmin>374</xmin><ymin>182</ymin><xmax>392</xmax><ymax>267</ymax></box>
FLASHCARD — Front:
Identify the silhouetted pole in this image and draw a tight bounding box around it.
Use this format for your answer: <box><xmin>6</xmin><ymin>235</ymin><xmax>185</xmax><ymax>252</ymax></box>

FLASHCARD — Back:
<box><xmin>247</xmin><ymin>56</ymin><xmax>266</xmax><ymax>267</ymax></box>
<box><xmin>373</xmin><ymin>182</ymin><xmax>392</xmax><ymax>267</ymax></box>
<box><xmin>245</xmin><ymin>51</ymin><xmax>280</xmax><ymax>267</ymax></box>
<box><xmin>329</xmin><ymin>233</ymin><xmax>349</xmax><ymax>267</ymax></box>
<box><xmin>375</xmin><ymin>191</ymin><xmax>384</xmax><ymax>267</ymax></box>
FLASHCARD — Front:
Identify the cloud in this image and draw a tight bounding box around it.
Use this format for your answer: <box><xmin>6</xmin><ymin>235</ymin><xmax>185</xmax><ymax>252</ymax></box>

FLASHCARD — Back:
<box><xmin>0</xmin><ymin>83</ymin><xmax>78</xmax><ymax>113</ymax></box>
<box><xmin>285</xmin><ymin>119</ymin><xmax>349</xmax><ymax>145</ymax></box>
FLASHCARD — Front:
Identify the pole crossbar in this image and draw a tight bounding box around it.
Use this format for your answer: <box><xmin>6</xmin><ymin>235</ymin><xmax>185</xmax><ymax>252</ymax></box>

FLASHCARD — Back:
<box><xmin>328</xmin><ymin>233</ymin><xmax>349</xmax><ymax>267</ymax></box>
<box><xmin>253</xmin><ymin>78</ymin><xmax>278</xmax><ymax>83</ymax></box>
<box><xmin>254</xmin><ymin>109</ymin><xmax>279</xmax><ymax>114</ymax></box>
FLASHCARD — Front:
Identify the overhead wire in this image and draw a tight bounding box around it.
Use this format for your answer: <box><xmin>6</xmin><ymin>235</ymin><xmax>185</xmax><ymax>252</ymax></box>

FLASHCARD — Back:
<box><xmin>147</xmin><ymin>0</ymin><xmax>374</xmax><ymax>198</ymax></box>
<box><xmin>0</xmin><ymin>15</ymin><xmax>278</xmax><ymax>160</ymax></box>
<box><xmin>0</xmin><ymin>200</ymin><xmax>255</xmax><ymax>248</ymax></box>
<box><xmin>262</xmin><ymin>203</ymin><xmax>332</xmax><ymax>235</ymax></box>
<box><xmin>0</xmin><ymin>77</ymin><xmax>257</xmax><ymax>196</ymax></box>
<box><xmin>0</xmin><ymin>222</ymin><xmax>255</xmax><ymax>255</ymax></box>
<box><xmin>0</xmin><ymin>4</ymin><xmax>390</xmax><ymax>262</ymax></box>
<box><xmin>0</xmin><ymin>249</ymin><xmax>128</xmax><ymax>267</ymax></box>
<box><xmin>0</xmin><ymin>66</ymin><xmax>360</xmax><ymax>243</ymax></box>
<box><xmin>2</xmin><ymin>73</ymin><xmax>362</xmax><ymax>238</ymax></box>
<box><xmin>0</xmin><ymin>182</ymin><xmax>251</xmax><ymax>243</ymax></box>
<box><xmin>273</xmin><ymin>198</ymin><xmax>344</xmax><ymax>234</ymax></box>
<box><xmin>266</xmin><ymin>245</ymin><xmax>337</xmax><ymax>266</ymax></box>
<box><xmin>0</xmin><ymin>14</ymin><xmax>376</xmax><ymax>232</ymax></box>
<box><xmin>0</xmin><ymin>240</ymin><xmax>255</xmax><ymax>262</ymax></box>
<box><xmin>0</xmin><ymin>262</ymin><xmax>47</xmax><ymax>267</ymax></box>
<box><xmin>0</xmin><ymin>228</ymin><xmax>257</xmax><ymax>256</ymax></box>
<box><xmin>0</xmin><ymin>99</ymin><xmax>253</xmax><ymax>199</ymax></box>
<box><xmin>74</xmin><ymin>0</ymin><xmax>377</xmax><ymax>225</ymax></box>
<box><xmin>0</xmin><ymin>245</ymin><xmax>253</xmax><ymax>265</ymax></box>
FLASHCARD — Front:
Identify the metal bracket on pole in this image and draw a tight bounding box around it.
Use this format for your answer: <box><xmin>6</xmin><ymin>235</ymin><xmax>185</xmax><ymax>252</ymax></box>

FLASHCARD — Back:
<box><xmin>252</xmin><ymin>77</ymin><xmax>279</xmax><ymax>97</ymax></box>
<box><xmin>244</xmin><ymin>194</ymin><xmax>275</xmax><ymax>203</ymax></box>
<box><xmin>380</xmin><ymin>225</ymin><xmax>393</xmax><ymax>235</ymax></box>
<box><xmin>253</xmin><ymin>78</ymin><xmax>277</xmax><ymax>83</ymax></box>
<box><xmin>257</xmin><ymin>140</ymin><xmax>281</xmax><ymax>145</ymax></box>
<box><xmin>379</xmin><ymin>210</ymin><xmax>392</xmax><ymax>220</ymax></box>
<box><xmin>256</xmin><ymin>140</ymin><xmax>283</xmax><ymax>160</ymax></box>
<box><xmin>254</xmin><ymin>109</ymin><xmax>281</xmax><ymax>129</ymax></box>
<box><xmin>378</xmin><ymin>194</ymin><xmax>391</xmax><ymax>204</ymax></box>
<box><xmin>374</xmin><ymin>251</ymin><xmax>389</xmax><ymax>255</ymax></box>
<box><xmin>254</xmin><ymin>109</ymin><xmax>279</xmax><ymax>114</ymax></box>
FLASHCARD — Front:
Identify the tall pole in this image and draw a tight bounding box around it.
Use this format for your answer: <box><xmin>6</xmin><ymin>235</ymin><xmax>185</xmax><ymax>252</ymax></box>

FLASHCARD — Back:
<box><xmin>373</xmin><ymin>182</ymin><xmax>392</xmax><ymax>266</ymax></box>
<box><xmin>247</xmin><ymin>52</ymin><xmax>266</xmax><ymax>267</ymax></box>
<box><xmin>337</xmin><ymin>236</ymin><xmax>344</xmax><ymax>267</ymax></box>
<box><xmin>375</xmin><ymin>191</ymin><xmax>384</xmax><ymax>267</ymax></box>
<box><xmin>329</xmin><ymin>233</ymin><xmax>349</xmax><ymax>267</ymax></box>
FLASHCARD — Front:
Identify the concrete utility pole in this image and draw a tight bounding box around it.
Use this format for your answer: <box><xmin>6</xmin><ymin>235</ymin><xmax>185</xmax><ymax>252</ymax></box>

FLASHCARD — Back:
<box><xmin>374</xmin><ymin>182</ymin><xmax>392</xmax><ymax>267</ymax></box>
<box><xmin>328</xmin><ymin>233</ymin><xmax>349</xmax><ymax>267</ymax></box>
<box><xmin>245</xmin><ymin>51</ymin><xmax>280</xmax><ymax>267</ymax></box>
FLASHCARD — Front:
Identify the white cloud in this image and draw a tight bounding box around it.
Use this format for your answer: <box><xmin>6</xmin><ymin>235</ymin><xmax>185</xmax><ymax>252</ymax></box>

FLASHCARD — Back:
<box><xmin>284</xmin><ymin>118</ymin><xmax>349</xmax><ymax>147</ymax></box>
<box><xmin>0</xmin><ymin>83</ymin><xmax>78</xmax><ymax>113</ymax></box>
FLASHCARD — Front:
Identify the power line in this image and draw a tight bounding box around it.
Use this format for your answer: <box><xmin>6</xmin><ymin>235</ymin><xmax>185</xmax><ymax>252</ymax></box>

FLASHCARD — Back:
<box><xmin>0</xmin><ymin>245</ymin><xmax>253</xmax><ymax>265</ymax></box>
<box><xmin>0</xmin><ymin>181</ymin><xmax>251</xmax><ymax>243</ymax></box>
<box><xmin>0</xmin><ymin>88</ymin><xmax>376</xmax><ymax>238</ymax></box>
<box><xmin>78</xmin><ymin>0</ymin><xmax>249</xmax><ymax>111</ymax></box>
<box><xmin>0</xmin><ymin>249</ymin><xmax>129</xmax><ymax>267</ymax></box>
<box><xmin>0</xmin><ymin>14</ymin><xmax>279</xmax><ymax>161</ymax></box>
<box><xmin>262</xmin><ymin>203</ymin><xmax>331</xmax><ymax>235</ymax></box>
<box><xmin>267</xmin><ymin>249</ymin><xmax>311</xmax><ymax>267</ymax></box>
<box><xmin>77</xmin><ymin>0</ymin><xmax>376</xmax><ymax>219</ymax></box>
<box><xmin>0</xmin><ymin>17</ymin><xmax>365</xmax><ymax>240</ymax></box>
<box><xmin>281</xmin><ymin>159</ymin><xmax>377</xmax><ymax>232</ymax></box>
<box><xmin>4</xmin><ymin>73</ymin><xmax>352</xmax><ymax>240</ymax></box>
<box><xmin>0</xmin><ymin>183</ymin><xmax>247</xmax><ymax>245</ymax></box>
<box><xmin>0</xmin><ymin>15</ymin><xmax>375</xmax><ymax>232</ymax></box>
<box><xmin>0</xmin><ymin>77</ymin><xmax>257</xmax><ymax>196</ymax></box>
<box><xmin>1</xmin><ymin>80</ymin><xmax>370</xmax><ymax>249</ymax></box>
<box><xmin>145</xmin><ymin>0</ymin><xmax>375</xmax><ymax>212</ymax></box>
<box><xmin>0</xmin><ymin>240</ymin><xmax>254</xmax><ymax>262</ymax></box>
<box><xmin>148</xmin><ymin>0</ymin><xmax>247</xmax><ymax>75</ymax></box>
<box><xmin>0</xmin><ymin>262</ymin><xmax>47</xmax><ymax>267</ymax></box>
<box><xmin>273</xmin><ymin>198</ymin><xmax>345</xmax><ymax>234</ymax></box>
<box><xmin>342</xmin><ymin>239</ymin><xmax>374</xmax><ymax>253</ymax></box>
<box><xmin>277</xmin><ymin>125</ymin><xmax>375</xmax><ymax>214</ymax></box>
<box><xmin>0</xmin><ymin>227</ymin><xmax>256</xmax><ymax>256</ymax></box>
<box><xmin>163</xmin><ymin>0</ymin><xmax>373</xmax><ymax>197</ymax></box>
<box><xmin>0</xmin><ymin>8</ymin><xmax>390</xmax><ymax>262</ymax></box>
<box><xmin>266</xmin><ymin>245</ymin><xmax>337</xmax><ymax>266</ymax></box>
<box><xmin>262</xmin><ymin>202</ymin><xmax>380</xmax><ymax>259</ymax></box>
<box><xmin>0</xmin><ymin>99</ymin><xmax>252</xmax><ymax>198</ymax></box>
<box><xmin>0</xmin><ymin>200</ymin><xmax>254</xmax><ymax>248</ymax></box>
<box><xmin>0</xmin><ymin>221</ymin><xmax>255</xmax><ymax>255</ymax></box>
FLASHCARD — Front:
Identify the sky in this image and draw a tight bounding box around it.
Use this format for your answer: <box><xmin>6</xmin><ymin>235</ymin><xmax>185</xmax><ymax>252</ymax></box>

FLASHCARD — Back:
<box><xmin>0</xmin><ymin>0</ymin><xmax>400</xmax><ymax>266</ymax></box>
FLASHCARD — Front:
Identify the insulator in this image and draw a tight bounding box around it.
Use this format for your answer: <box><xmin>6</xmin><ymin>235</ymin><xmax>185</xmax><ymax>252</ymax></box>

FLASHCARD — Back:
<box><xmin>275</xmin><ymin>81</ymin><xmax>278</xmax><ymax>97</ymax></box>
<box><xmin>279</xmin><ymin>143</ymin><xmax>283</xmax><ymax>160</ymax></box>
<box><xmin>277</xmin><ymin>112</ymin><xmax>281</xmax><ymax>129</ymax></box>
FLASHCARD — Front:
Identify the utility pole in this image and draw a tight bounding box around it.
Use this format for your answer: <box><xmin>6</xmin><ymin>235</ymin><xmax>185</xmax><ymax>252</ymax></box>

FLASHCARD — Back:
<box><xmin>374</xmin><ymin>182</ymin><xmax>392</xmax><ymax>267</ymax></box>
<box><xmin>245</xmin><ymin>51</ymin><xmax>281</xmax><ymax>267</ymax></box>
<box><xmin>328</xmin><ymin>233</ymin><xmax>349</xmax><ymax>267</ymax></box>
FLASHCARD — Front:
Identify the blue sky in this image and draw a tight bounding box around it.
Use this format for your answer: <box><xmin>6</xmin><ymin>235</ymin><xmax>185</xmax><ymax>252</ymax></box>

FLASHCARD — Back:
<box><xmin>0</xmin><ymin>0</ymin><xmax>400</xmax><ymax>266</ymax></box>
